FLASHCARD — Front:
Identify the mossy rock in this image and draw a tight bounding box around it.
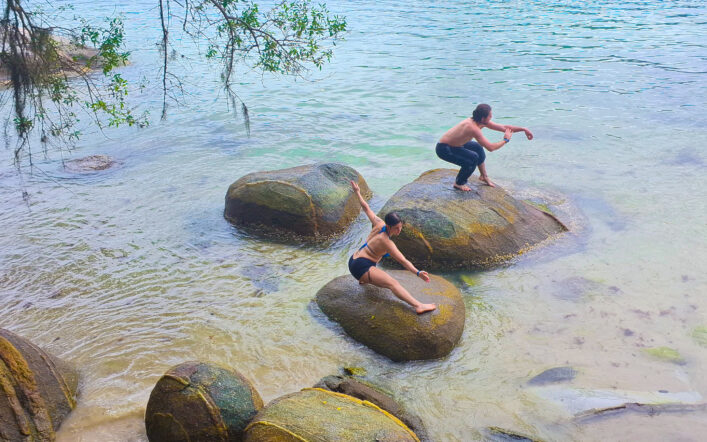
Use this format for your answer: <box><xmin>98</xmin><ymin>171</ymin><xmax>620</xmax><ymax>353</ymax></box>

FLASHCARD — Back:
<box><xmin>224</xmin><ymin>163</ymin><xmax>372</xmax><ymax>238</ymax></box>
<box><xmin>692</xmin><ymin>326</ymin><xmax>707</xmax><ymax>347</ymax></box>
<box><xmin>642</xmin><ymin>347</ymin><xmax>685</xmax><ymax>365</ymax></box>
<box><xmin>0</xmin><ymin>328</ymin><xmax>79</xmax><ymax>441</ymax></box>
<box><xmin>315</xmin><ymin>271</ymin><xmax>465</xmax><ymax>361</ymax></box>
<box><xmin>243</xmin><ymin>388</ymin><xmax>419</xmax><ymax>441</ymax></box>
<box><xmin>145</xmin><ymin>361</ymin><xmax>263</xmax><ymax>442</ymax></box>
<box><xmin>314</xmin><ymin>375</ymin><xmax>430</xmax><ymax>441</ymax></box>
<box><xmin>378</xmin><ymin>169</ymin><xmax>567</xmax><ymax>269</ymax></box>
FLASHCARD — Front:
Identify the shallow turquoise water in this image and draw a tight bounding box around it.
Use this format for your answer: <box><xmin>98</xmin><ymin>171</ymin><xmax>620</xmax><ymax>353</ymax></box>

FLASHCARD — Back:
<box><xmin>1</xmin><ymin>1</ymin><xmax>706</xmax><ymax>440</ymax></box>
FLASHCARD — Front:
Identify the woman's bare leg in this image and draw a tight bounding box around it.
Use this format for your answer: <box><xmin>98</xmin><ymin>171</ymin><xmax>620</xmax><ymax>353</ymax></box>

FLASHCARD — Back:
<box><xmin>363</xmin><ymin>267</ymin><xmax>436</xmax><ymax>314</ymax></box>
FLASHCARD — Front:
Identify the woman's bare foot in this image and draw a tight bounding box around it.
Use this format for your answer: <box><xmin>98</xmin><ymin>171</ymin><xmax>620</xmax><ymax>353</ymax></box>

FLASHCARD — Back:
<box><xmin>453</xmin><ymin>183</ymin><xmax>471</xmax><ymax>191</ymax></box>
<box><xmin>479</xmin><ymin>175</ymin><xmax>496</xmax><ymax>187</ymax></box>
<box><xmin>415</xmin><ymin>303</ymin><xmax>437</xmax><ymax>314</ymax></box>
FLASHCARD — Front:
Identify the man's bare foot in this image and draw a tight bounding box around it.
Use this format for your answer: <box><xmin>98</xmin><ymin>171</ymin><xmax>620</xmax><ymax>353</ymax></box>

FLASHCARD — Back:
<box><xmin>415</xmin><ymin>303</ymin><xmax>437</xmax><ymax>314</ymax></box>
<box><xmin>479</xmin><ymin>175</ymin><xmax>496</xmax><ymax>187</ymax></box>
<box><xmin>453</xmin><ymin>183</ymin><xmax>471</xmax><ymax>191</ymax></box>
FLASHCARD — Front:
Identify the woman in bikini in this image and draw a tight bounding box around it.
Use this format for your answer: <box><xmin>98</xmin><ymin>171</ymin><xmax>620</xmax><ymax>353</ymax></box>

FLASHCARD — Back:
<box><xmin>348</xmin><ymin>180</ymin><xmax>437</xmax><ymax>314</ymax></box>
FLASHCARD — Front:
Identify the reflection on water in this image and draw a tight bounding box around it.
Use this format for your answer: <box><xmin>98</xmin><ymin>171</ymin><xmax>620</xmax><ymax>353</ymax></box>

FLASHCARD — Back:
<box><xmin>1</xmin><ymin>0</ymin><xmax>707</xmax><ymax>440</ymax></box>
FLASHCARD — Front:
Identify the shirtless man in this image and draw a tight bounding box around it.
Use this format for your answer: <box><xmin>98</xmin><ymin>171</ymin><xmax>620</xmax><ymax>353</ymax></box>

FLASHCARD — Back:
<box><xmin>436</xmin><ymin>103</ymin><xmax>534</xmax><ymax>189</ymax></box>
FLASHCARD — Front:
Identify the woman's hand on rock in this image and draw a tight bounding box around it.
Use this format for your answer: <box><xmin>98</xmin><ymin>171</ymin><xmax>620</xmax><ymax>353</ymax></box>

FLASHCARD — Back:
<box><xmin>418</xmin><ymin>270</ymin><xmax>430</xmax><ymax>282</ymax></box>
<box><xmin>350</xmin><ymin>180</ymin><xmax>360</xmax><ymax>193</ymax></box>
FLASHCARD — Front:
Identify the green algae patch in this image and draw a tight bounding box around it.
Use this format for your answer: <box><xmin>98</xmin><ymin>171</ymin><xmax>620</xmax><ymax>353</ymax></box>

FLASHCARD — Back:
<box><xmin>379</xmin><ymin>169</ymin><xmax>567</xmax><ymax>270</ymax></box>
<box><xmin>145</xmin><ymin>361</ymin><xmax>263</xmax><ymax>441</ymax></box>
<box><xmin>244</xmin><ymin>388</ymin><xmax>419</xmax><ymax>442</ymax></box>
<box><xmin>224</xmin><ymin>163</ymin><xmax>372</xmax><ymax>239</ymax></box>
<box><xmin>315</xmin><ymin>271</ymin><xmax>465</xmax><ymax>361</ymax></box>
<box><xmin>343</xmin><ymin>366</ymin><xmax>367</xmax><ymax>377</ymax></box>
<box><xmin>0</xmin><ymin>328</ymin><xmax>78</xmax><ymax>440</ymax></box>
<box><xmin>642</xmin><ymin>347</ymin><xmax>685</xmax><ymax>365</ymax></box>
<box><xmin>691</xmin><ymin>326</ymin><xmax>707</xmax><ymax>347</ymax></box>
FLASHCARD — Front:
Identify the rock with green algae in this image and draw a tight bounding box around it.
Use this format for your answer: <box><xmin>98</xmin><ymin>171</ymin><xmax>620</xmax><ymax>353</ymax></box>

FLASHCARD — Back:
<box><xmin>692</xmin><ymin>326</ymin><xmax>707</xmax><ymax>347</ymax></box>
<box><xmin>224</xmin><ymin>162</ymin><xmax>372</xmax><ymax>238</ymax></box>
<box><xmin>315</xmin><ymin>271</ymin><xmax>465</xmax><ymax>361</ymax></box>
<box><xmin>378</xmin><ymin>169</ymin><xmax>567</xmax><ymax>269</ymax></box>
<box><xmin>145</xmin><ymin>361</ymin><xmax>263</xmax><ymax>442</ymax></box>
<box><xmin>642</xmin><ymin>347</ymin><xmax>685</xmax><ymax>365</ymax></box>
<box><xmin>314</xmin><ymin>375</ymin><xmax>430</xmax><ymax>441</ymax></box>
<box><xmin>243</xmin><ymin>388</ymin><xmax>419</xmax><ymax>442</ymax></box>
<box><xmin>0</xmin><ymin>328</ymin><xmax>79</xmax><ymax>441</ymax></box>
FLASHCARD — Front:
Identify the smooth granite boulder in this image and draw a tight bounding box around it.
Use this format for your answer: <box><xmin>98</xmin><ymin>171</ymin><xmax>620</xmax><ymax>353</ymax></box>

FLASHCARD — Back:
<box><xmin>145</xmin><ymin>361</ymin><xmax>263</xmax><ymax>442</ymax></box>
<box><xmin>316</xmin><ymin>271</ymin><xmax>465</xmax><ymax>361</ymax></box>
<box><xmin>378</xmin><ymin>169</ymin><xmax>567</xmax><ymax>269</ymax></box>
<box><xmin>314</xmin><ymin>375</ymin><xmax>430</xmax><ymax>441</ymax></box>
<box><xmin>224</xmin><ymin>163</ymin><xmax>372</xmax><ymax>238</ymax></box>
<box><xmin>243</xmin><ymin>388</ymin><xmax>419</xmax><ymax>441</ymax></box>
<box><xmin>0</xmin><ymin>328</ymin><xmax>78</xmax><ymax>441</ymax></box>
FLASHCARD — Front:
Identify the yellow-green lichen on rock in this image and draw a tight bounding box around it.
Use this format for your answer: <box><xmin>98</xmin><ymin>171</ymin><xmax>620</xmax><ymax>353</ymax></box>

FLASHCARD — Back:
<box><xmin>243</xmin><ymin>388</ymin><xmax>419</xmax><ymax>442</ymax></box>
<box><xmin>145</xmin><ymin>361</ymin><xmax>263</xmax><ymax>442</ymax></box>
<box><xmin>315</xmin><ymin>271</ymin><xmax>465</xmax><ymax>361</ymax></box>
<box><xmin>378</xmin><ymin>169</ymin><xmax>567</xmax><ymax>269</ymax></box>
<box><xmin>0</xmin><ymin>328</ymin><xmax>78</xmax><ymax>441</ymax></box>
<box><xmin>642</xmin><ymin>347</ymin><xmax>685</xmax><ymax>365</ymax></box>
<box><xmin>224</xmin><ymin>163</ymin><xmax>372</xmax><ymax>238</ymax></box>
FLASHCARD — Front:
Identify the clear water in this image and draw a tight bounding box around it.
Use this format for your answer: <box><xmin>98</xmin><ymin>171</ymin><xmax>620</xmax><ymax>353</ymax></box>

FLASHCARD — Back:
<box><xmin>1</xmin><ymin>1</ymin><xmax>706</xmax><ymax>440</ymax></box>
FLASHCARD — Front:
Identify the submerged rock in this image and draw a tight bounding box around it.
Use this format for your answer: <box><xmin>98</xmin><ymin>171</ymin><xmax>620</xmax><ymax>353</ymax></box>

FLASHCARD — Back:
<box><xmin>315</xmin><ymin>271</ymin><xmax>465</xmax><ymax>361</ymax></box>
<box><xmin>224</xmin><ymin>162</ymin><xmax>372</xmax><ymax>238</ymax></box>
<box><xmin>378</xmin><ymin>169</ymin><xmax>567</xmax><ymax>269</ymax></box>
<box><xmin>314</xmin><ymin>375</ymin><xmax>430</xmax><ymax>441</ymax></box>
<box><xmin>527</xmin><ymin>366</ymin><xmax>577</xmax><ymax>386</ymax></box>
<box><xmin>0</xmin><ymin>328</ymin><xmax>78</xmax><ymax>441</ymax></box>
<box><xmin>528</xmin><ymin>385</ymin><xmax>703</xmax><ymax>417</ymax></box>
<box><xmin>145</xmin><ymin>361</ymin><xmax>263</xmax><ymax>442</ymax></box>
<box><xmin>244</xmin><ymin>388</ymin><xmax>419</xmax><ymax>441</ymax></box>
<box><xmin>64</xmin><ymin>154</ymin><xmax>116</xmax><ymax>172</ymax></box>
<box><xmin>481</xmin><ymin>426</ymin><xmax>542</xmax><ymax>442</ymax></box>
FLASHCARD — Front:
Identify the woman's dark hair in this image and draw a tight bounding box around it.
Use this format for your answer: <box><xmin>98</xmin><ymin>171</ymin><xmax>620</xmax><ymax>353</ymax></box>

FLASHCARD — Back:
<box><xmin>384</xmin><ymin>212</ymin><xmax>402</xmax><ymax>227</ymax></box>
<box><xmin>472</xmin><ymin>103</ymin><xmax>492</xmax><ymax>123</ymax></box>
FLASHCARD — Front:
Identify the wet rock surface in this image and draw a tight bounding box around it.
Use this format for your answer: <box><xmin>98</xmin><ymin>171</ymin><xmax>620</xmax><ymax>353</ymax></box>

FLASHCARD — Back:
<box><xmin>0</xmin><ymin>328</ymin><xmax>78</xmax><ymax>441</ymax></box>
<box><xmin>145</xmin><ymin>361</ymin><xmax>263</xmax><ymax>442</ymax></box>
<box><xmin>64</xmin><ymin>154</ymin><xmax>117</xmax><ymax>172</ymax></box>
<box><xmin>224</xmin><ymin>162</ymin><xmax>372</xmax><ymax>238</ymax></box>
<box><xmin>315</xmin><ymin>271</ymin><xmax>465</xmax><ymax>361</ymax></box>
<box><xmin>314</xmin><ymin>374</ymin><xmax>430</xmax><ymax>441</ymax></box>
<box><xmin>378</xmin><ymin>169</ymin><xmax>567</xmax><ymax>269</ymax></box>
<box><xmin>244</xmin><ymin>388</ymin><xmax>419</xmax><ymax>441</ymax></box>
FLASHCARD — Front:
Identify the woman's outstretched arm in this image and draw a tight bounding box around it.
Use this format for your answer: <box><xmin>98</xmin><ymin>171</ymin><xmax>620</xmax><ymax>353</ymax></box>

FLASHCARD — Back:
<box><xmin>350</xmin><ymin>180</ymin><xmax>382</xmax><ymax>226</ymax></box>
<box><xmin>386</xmin><ymin>241</ymin><xmax>430</xmax><ymax>282</ymax></box>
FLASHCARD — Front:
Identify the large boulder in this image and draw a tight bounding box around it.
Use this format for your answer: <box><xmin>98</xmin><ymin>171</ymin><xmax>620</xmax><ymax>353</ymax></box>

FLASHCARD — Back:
<box><xmin>0</xmin><ymin>328</ymin><xmax>79</xmax><ymax>441</ymax></box>
<box><xmin>224</xmin><ymin>163</ymin><xmax>372</xmax><ymax>238</ymax></box>
<box><xmin>314</xmin><ymin>375</ymin><xmax>430</xmax><ymax>441</ymax></box>
<box><xmin>315</xmin><ymin>271</ymin><xmax>465</xmax><ymax>361</ymax></box>
<box><xmin>243</xmin><ymin>388</ymin><xmax>419</xmax><ymax>441</ymax></box>
<box><xmin>378</xmin><ymin>169</ymin><xmax>567</xmax><ymax>269</ymax></box>
<box><xmin>145</xmin><ymin>361</ymin><xmax>263</xmax><ymax>442</ymax></box>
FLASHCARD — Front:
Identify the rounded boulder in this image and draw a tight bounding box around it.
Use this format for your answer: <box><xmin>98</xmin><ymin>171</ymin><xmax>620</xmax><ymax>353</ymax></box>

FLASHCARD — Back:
<box><xmin>379</xmin><ymin>169</ymin><xmax>567</xmax><ymax>269</ymax></box>
<box><xmin>224</xmin><ymin>162</ymin><xmax>372</xmax><ymax>238</ymax></box>
<box><xmin>315</xmin><ymin>271</ymin><xmax>465</xmax><ymax>361</ymax></box>
<box><xmin>145</xmin><ymin>361</ymin><xmax>263</xmax><ymax>442</ymax></box>
<box><xmin>244</xmin><ymin>388</ymin><xmax>419</xmax><ymax>441</ymax></box>
<box><xmin>0</xmin><ymin>328</ymin><xmax>79</xmax><ymax>441</ymax></box>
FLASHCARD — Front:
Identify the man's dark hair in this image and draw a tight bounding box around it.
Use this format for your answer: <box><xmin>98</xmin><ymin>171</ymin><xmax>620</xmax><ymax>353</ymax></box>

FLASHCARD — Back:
<box><xmin>384</xmin><ymin>212</ymin><xmax>402</xmax><ymax>227</ymax></box>
<box><xmin>472</xmin><ymin>103</ymin><xmax>492</xmax><ymax>123</ymax></box>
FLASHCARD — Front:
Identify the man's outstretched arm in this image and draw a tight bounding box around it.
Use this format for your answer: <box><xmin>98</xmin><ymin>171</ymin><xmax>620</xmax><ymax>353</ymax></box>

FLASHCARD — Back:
<box><xmin>486</xmin><ymin>120</ymin><xmax>534</xmax><ymax>140</ymax></box>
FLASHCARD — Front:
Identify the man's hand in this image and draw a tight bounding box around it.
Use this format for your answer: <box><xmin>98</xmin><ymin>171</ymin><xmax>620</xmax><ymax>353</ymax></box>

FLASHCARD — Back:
<box><xmin>524</xmin><ymin>128</ymin><xmax>534</xmax><ymax>140</ymax></box>
<box><xmin>418</xmin><ymin>270</ymin><xmax>430</xmax><ymax>282</ymax></box>
<box><xmin>504</xmin><ymin>128</ymin><xmax>512</xmax><ymax>141</ymax></box>
<box><xmin>350</xmin><ymin>180</ymin><xmax>360</xmax><ymax>193</ymax></box>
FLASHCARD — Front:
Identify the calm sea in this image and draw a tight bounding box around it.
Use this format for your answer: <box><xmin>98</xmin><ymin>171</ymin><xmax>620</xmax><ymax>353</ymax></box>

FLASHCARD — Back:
<box><xmin>1</xmin><ymin>1</ymin><xmax>706</xmax><ymax>440</ymax></box>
